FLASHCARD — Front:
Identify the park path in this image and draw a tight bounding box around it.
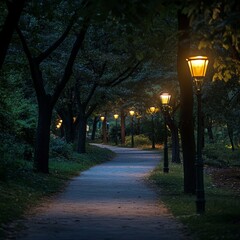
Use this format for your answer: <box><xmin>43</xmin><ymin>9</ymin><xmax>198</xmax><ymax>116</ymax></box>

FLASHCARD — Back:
<box><xmin>10</xmin><ymin>144</ymin><xmax>191</xmax><ymax>240</ymax></box>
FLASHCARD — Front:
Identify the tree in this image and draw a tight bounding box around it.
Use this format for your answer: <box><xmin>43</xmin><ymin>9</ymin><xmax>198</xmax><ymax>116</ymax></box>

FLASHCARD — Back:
<box><xmin>177</xmin><ymin>11</ymin><xmax>196</xmax><ymax>194</ymax></box>
<box><xmin>17</xmin><ymin>2</ymin><xmax>90</xmax><ymax>173</ymax></box>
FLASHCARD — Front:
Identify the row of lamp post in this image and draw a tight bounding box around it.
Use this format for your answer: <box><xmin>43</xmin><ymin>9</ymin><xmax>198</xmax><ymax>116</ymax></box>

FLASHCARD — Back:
<box><xmin>122</xmin><ymin>55</ymin><xmax>209</xmax><ymax>215</ymax></box>
<box><xmin>96</xmin><ymin>55</ymin><xmax>209</xmax><ymax>215</ymax></box>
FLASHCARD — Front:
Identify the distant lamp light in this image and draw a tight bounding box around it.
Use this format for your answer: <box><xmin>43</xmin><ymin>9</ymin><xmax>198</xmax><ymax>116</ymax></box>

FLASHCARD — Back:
<box><xmin>129</xmin><ymin>110</ymin><xmax>135</xmax><ymax>116</ymax></box>
<box><xmin>114</xmin><ymin>114</ymin><xmax>119</xmax><ymax>119</ymax></box>
<box><xmin>100</xmin><ymin>116</ymin><xmax>105</xmax><ymax>121</ymax></box>
<box><xmin>160</xmin><ymin>93</ymin><xmax>171</xmax><ymax>106</ymax></box>
<box><xmin>149</xmin><ymin>107</ymin><xmax>156</xmax><ymax>114</ymax></box>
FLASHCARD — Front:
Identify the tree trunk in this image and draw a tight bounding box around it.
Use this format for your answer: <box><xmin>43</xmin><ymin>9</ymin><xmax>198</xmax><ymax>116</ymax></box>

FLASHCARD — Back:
<box><xmin>0</xmin><ymin>0</ymin><xmax>25</xmax><ymax>69</ymax></box>
<box><xmin>227</xmin><ymin>122</ymin><xmax>235</xmax><ymax>151</ymax></box>
<box><xmin>177</xmin><ymin>11</ymin><xmax>196</xmax><ymax>194</ymax></box>
<box><xmin>102</xmin><ymin>117</ymin><xmax>108</xmax><ymax>144</ymax></box>
<box><xmin>120</xmin><ymin>110</ymin><xmax>126</xmax><ymax>144</ymax></box>
<box><xmin>64</xmin><ymin>117</ymin><xmax>75</xmax><ymax>143</ymax></box>
<box><xmin>77</xmin><ymin>116</ymin><xmax>87</xmax><ymax>153</ymax></box>
<box><xmin>206</xmin><ymin>116</ymin><xmax>214</xmax><ymax>143</ymax></box>
<box><xmin>34</xmin><ymin>98</ymin><xmax>52</xmax><ymax>173</ymax></box>
<box><xmin>170</xmin><ymin>123</ymin><xmax>181</xmax><ymax>163</ymax></box>
<box><xmin>91</xmin><ymin>116</ymin><xmax>98</xmax><ymax>141</ymax></box>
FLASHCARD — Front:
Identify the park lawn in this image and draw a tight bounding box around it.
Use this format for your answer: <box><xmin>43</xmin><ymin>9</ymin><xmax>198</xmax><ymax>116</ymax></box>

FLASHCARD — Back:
<box><xmin>0</xmin><ymin>144</ymin><xmax>115</xmax><ymax>238</ymax></box>
<box><xmin>148</xmin><ymin>162</ymin><xmax>240</xmax><ymax>240</ymax></box>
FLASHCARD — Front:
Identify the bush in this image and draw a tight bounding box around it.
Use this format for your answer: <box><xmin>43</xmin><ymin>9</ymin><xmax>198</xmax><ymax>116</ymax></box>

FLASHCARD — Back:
<box><xmin>49</xmin><ymin>135</ymin><xmax>73</xmax><ymax>159</ymax></box>
<box><xmin>203</xmin><ymin>143</ymin><xmax>240</xmax><ymax>167</ymax></box>
<box><xmin>125</xmin><ymin>134</ymin><xmax>151</xmax><ymax>147</ymax></box>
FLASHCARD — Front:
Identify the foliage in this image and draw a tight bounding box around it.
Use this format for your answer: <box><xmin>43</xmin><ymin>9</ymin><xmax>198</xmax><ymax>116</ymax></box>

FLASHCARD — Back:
<box><xmin>203</xmin><ymin>143</ymin><xmax>240</xmax><ymax>167</ymax></box>
<box><xmin>149</xmin><ymin>161</ymin><xmax>240</xmax><ymax>240</ymax></box>
<box><xmin>186</xmin><ymin>0</ymin><xmax>240</xmax><ymax>85</ymax></box>
<box><xmin>124</xmin><ymin>134</ymin><xmax>151</xmax><ymax>147</ymax></box>
<box><xmin>49</xmin><ymin>135</ymin><xmax>73</xmax><ymax>159</ymax></box>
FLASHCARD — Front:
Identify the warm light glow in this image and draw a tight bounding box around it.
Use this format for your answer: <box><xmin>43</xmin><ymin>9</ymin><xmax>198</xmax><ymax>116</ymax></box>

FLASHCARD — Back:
<box><xmin>149</xmin><ymin>107</ymin><xmax>156</xmax><ymax>114</ymax></box>
<box><xmin>73</xmin><ymin>117</ymin><xmax>76</xmax><ymax>123</ymax></box>
<box><xmin>100</xmin><ymin>116</ymin><xmax>105</xmax><ymax>121</ymax></box>
<box><xmin>56</xmin><ymin>119</ymin><xmax>62</xmax><ymax>129</ymax></box>
<box><xmin>186</xmin><ymin>56</ymin><xmax>209</xmax><ymax>78</ymax></box>
<box><xmin>129</xmin><ymin>110</ymin><xmax>135</xmax><ymax>116</ymax></box>
<box><xmin>160</xmin><ymin>93</ymin><xmax>171</xmax><ymax>105</ymax></box>
<box><xmin>114</xmin><ymin>114</ymin><xmax>119</xmax><ymax>119</ymax></box>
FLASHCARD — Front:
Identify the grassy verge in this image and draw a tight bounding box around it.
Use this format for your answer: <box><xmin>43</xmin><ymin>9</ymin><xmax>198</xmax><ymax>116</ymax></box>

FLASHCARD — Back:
<box><xmin>148</xmin><ymin>161</ymin><xmax>240</xmax><ymax>240</ymax></box>
<box><xmin>0</xmin><ymin>144</ymin><xmax>115</xmax><ymax>238</ymax></box>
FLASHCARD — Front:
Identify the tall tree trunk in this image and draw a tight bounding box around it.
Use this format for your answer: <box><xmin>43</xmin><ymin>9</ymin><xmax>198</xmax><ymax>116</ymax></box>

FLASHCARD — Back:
<box><xmin>77</xmin><ymin>116</ymin><xmax>87</xmax><ymax>153</ymax></box>
<box><xmin>0</xmin><ymin>0</ymin><xmax>25</xmax><ymax>69</ymax></box>
<box><xmin>206</xmin><ymin>117</ymin><xmax>214</xmax><ymax>143</ymax></box>
<box><xmin>102</xmin><ymin>117</ymin><xmax>108</xmax><ymax>144</ymax></box>
<box><xmin>34</xmin><ymin>98</ymin><xmax>52</xmax><ymax>173</ymax></box>
<box><xmin>91</xmin><ymin>116</ymin><xmax>98</xmax><ymax>141</ymax></box>
<box><xmin>177</xmin><ymin>11</ymin><xmax>196</xmax><ymax>194</ymax></box>
<box><xmin>167</xmin><ymin>116</ymin><xmax>181</xmax><ymax>163</ymax></box>
<box><xmin>120</xmin><ymin>110</ymin><xmax>126</xmax><ymax>144</ymax></box>
<box><xmin>64</xmin><ymin>117</ymin><xmax>75</xmax><ymax>143</ymax></box>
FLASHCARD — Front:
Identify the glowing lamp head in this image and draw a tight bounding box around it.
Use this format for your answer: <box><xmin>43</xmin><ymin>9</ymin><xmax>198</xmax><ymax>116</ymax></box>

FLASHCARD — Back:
<box><xmin>114</xmin><ymin>114</ymin><xmax>119</xmax><ymax>119</ymax></box>
<box><xmin>129</xmin><ymin>110</ymin><xmax>135</xmax><ymax>116</ymax></box>
<box><xmin>160</xmin><ymin>93</ymin><xmax>171</xmax><ymax>105</ymax></box>
<box><xmin>149</xmin><ymin>107</ymin><xmax>156</xmax><ymax>114</ymax></box>
<box><xmin>186</xmin><ymin>56</ymin><xmax>209</xmax><ymax>78</ymax></box>
<box><xmin>100</xmin><ymin>116</ymin><xmax>105</xmax><ymax>121</ymax></box>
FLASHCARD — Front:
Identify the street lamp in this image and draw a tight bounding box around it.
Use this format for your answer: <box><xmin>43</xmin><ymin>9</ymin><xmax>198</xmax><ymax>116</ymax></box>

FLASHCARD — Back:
<box><xmin>186</xmin><ymin>55</ymin><xmax>209</xmax><ymax>214</ymax></box>
<box><xmin>129</xmin><ymin>110</ymin><xmax>135</xmax><ymax>148</ymax></box>
<box><xmin>100</xmin><ymin>116</ymin><xmax>106</xmax><ymax>143</ymax></box>
<box><xmin>160</xmin><ymin>92</ymin><xmax>171</xmax><ymax>173</ymax></box>
<box><xmin>149</xmin><ymin>107</ymin><xmax>157</xmax><ymax>149</ymax></box>
<box><xmin>114</xmin><ymin>114</ymin><xmax>119</xmax><ymax>145</ymax></box>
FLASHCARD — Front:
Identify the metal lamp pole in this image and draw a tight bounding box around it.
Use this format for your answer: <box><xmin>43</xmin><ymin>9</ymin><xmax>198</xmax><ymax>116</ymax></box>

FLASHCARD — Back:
<box><xmin>149</xmin><ymin>107</ymin><xmax>156</xmax><ymax>149</ymax></box>
<box><xmin>129</xmin><ymin>110</ymin><xmax>135</xmax><ymax>148</ymax></box>
<box><xmin>114</xmin><ymin>114</ymin><xmax>119</xmax><ymax>145</ymax></box>
<box><xmin>160</xmin><ymin>93</ymin><xmax>171</xmax><ymax>173</ymax></box>
<box><xmin>187</xmin><ymin>56</ymin><xmax>209</xmax><ymax>214</ymax></box>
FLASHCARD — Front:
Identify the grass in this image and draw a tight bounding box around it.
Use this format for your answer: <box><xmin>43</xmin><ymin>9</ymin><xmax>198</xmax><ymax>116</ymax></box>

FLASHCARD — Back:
<box><xmin>148</xmin><ymin>161</ymin><xmax>240</xmax><ymax>240</ymax></box>
<box><xmin>0</xmin><ymin>144</ymin><xmax>115</xmax><ymax>238</ymax></box>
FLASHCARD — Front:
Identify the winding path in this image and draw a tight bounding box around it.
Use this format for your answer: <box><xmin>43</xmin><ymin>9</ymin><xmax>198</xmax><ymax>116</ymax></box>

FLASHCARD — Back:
<box><xmin>13</xmin><ymin>144</ymin><xmax>190</xmax><ymax>240</ymax></box>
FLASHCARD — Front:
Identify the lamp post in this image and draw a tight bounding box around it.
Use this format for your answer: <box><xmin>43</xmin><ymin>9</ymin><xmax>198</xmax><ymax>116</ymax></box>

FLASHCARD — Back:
<box><xmin>149</xmin><ymin>107</ymin><xmax>157</xmax><ymax>149</ymax></box>
<box><xmin>186</xmin><ymin>55</ymin><xmax>209</xmax><ymax>214</ymax></box>
<box><xmin>129</xmin><ymin>110</ymin><xmax>135</xmax><ymax>148</ymax></box>
<box><xmin>100</xmin><ymin>116</ymin><xmax>105</xmax><ymax>143</ymax></box>
<box><xmin>114</xmin><ymin>114</ymin><xmax>119</xmax><ymax>145</ymax></box>
<box><xmin>160</xmin><ymin>93</ymin><xmax>171</xmax><ymax>173</ymax></box>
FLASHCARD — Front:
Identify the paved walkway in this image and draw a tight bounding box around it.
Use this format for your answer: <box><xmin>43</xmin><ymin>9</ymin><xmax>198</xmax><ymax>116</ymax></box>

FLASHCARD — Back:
<box><xmin>9</xmin><ymin>144</ymin><xmax>191</xmax><ymax>240</ymax></box>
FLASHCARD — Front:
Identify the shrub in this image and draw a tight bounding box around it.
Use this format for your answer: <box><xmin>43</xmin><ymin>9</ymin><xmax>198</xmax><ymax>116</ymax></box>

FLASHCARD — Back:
<box><xmin>49</xmin><ymin>135</ymin><xmax>73</xmax><ymax>159</ymax></box>
<box><xmin>125</xmin><ymin>134</ymin><xmax>151</xmax><ymax>147</ymax></box>
<box><xmin>203</xmin><ymin>143</ymin><xmax>240</xmax><ymax>167</ymax></box>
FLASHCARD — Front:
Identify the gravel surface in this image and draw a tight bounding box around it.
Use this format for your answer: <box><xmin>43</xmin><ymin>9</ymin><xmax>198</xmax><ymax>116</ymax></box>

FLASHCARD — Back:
<box><xmin>7</xmin><ymin>144</ymin><xmax>192</xmax><ymax>240</ymax></box>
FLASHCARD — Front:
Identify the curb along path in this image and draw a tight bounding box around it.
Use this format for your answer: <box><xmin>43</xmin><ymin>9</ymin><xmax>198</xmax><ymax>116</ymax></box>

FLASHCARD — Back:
<box><xmin>12</xmin><ymin>144</ymin><xmax>191</xmax><ymax>240</ymax></box>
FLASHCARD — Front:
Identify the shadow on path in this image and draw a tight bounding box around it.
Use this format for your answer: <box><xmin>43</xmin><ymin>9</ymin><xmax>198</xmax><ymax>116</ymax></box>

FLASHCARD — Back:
<box><xmin>10</xmin><ymin>144</ymin><xmax>191</xmax><ymax>240</ymax></box>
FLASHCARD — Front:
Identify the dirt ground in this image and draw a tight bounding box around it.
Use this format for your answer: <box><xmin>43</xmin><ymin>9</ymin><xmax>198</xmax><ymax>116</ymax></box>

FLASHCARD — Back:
<box><xmin>206</xmin><ymin>167</ymin><xmax>240</xmax><ymax>196</ymax></box>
